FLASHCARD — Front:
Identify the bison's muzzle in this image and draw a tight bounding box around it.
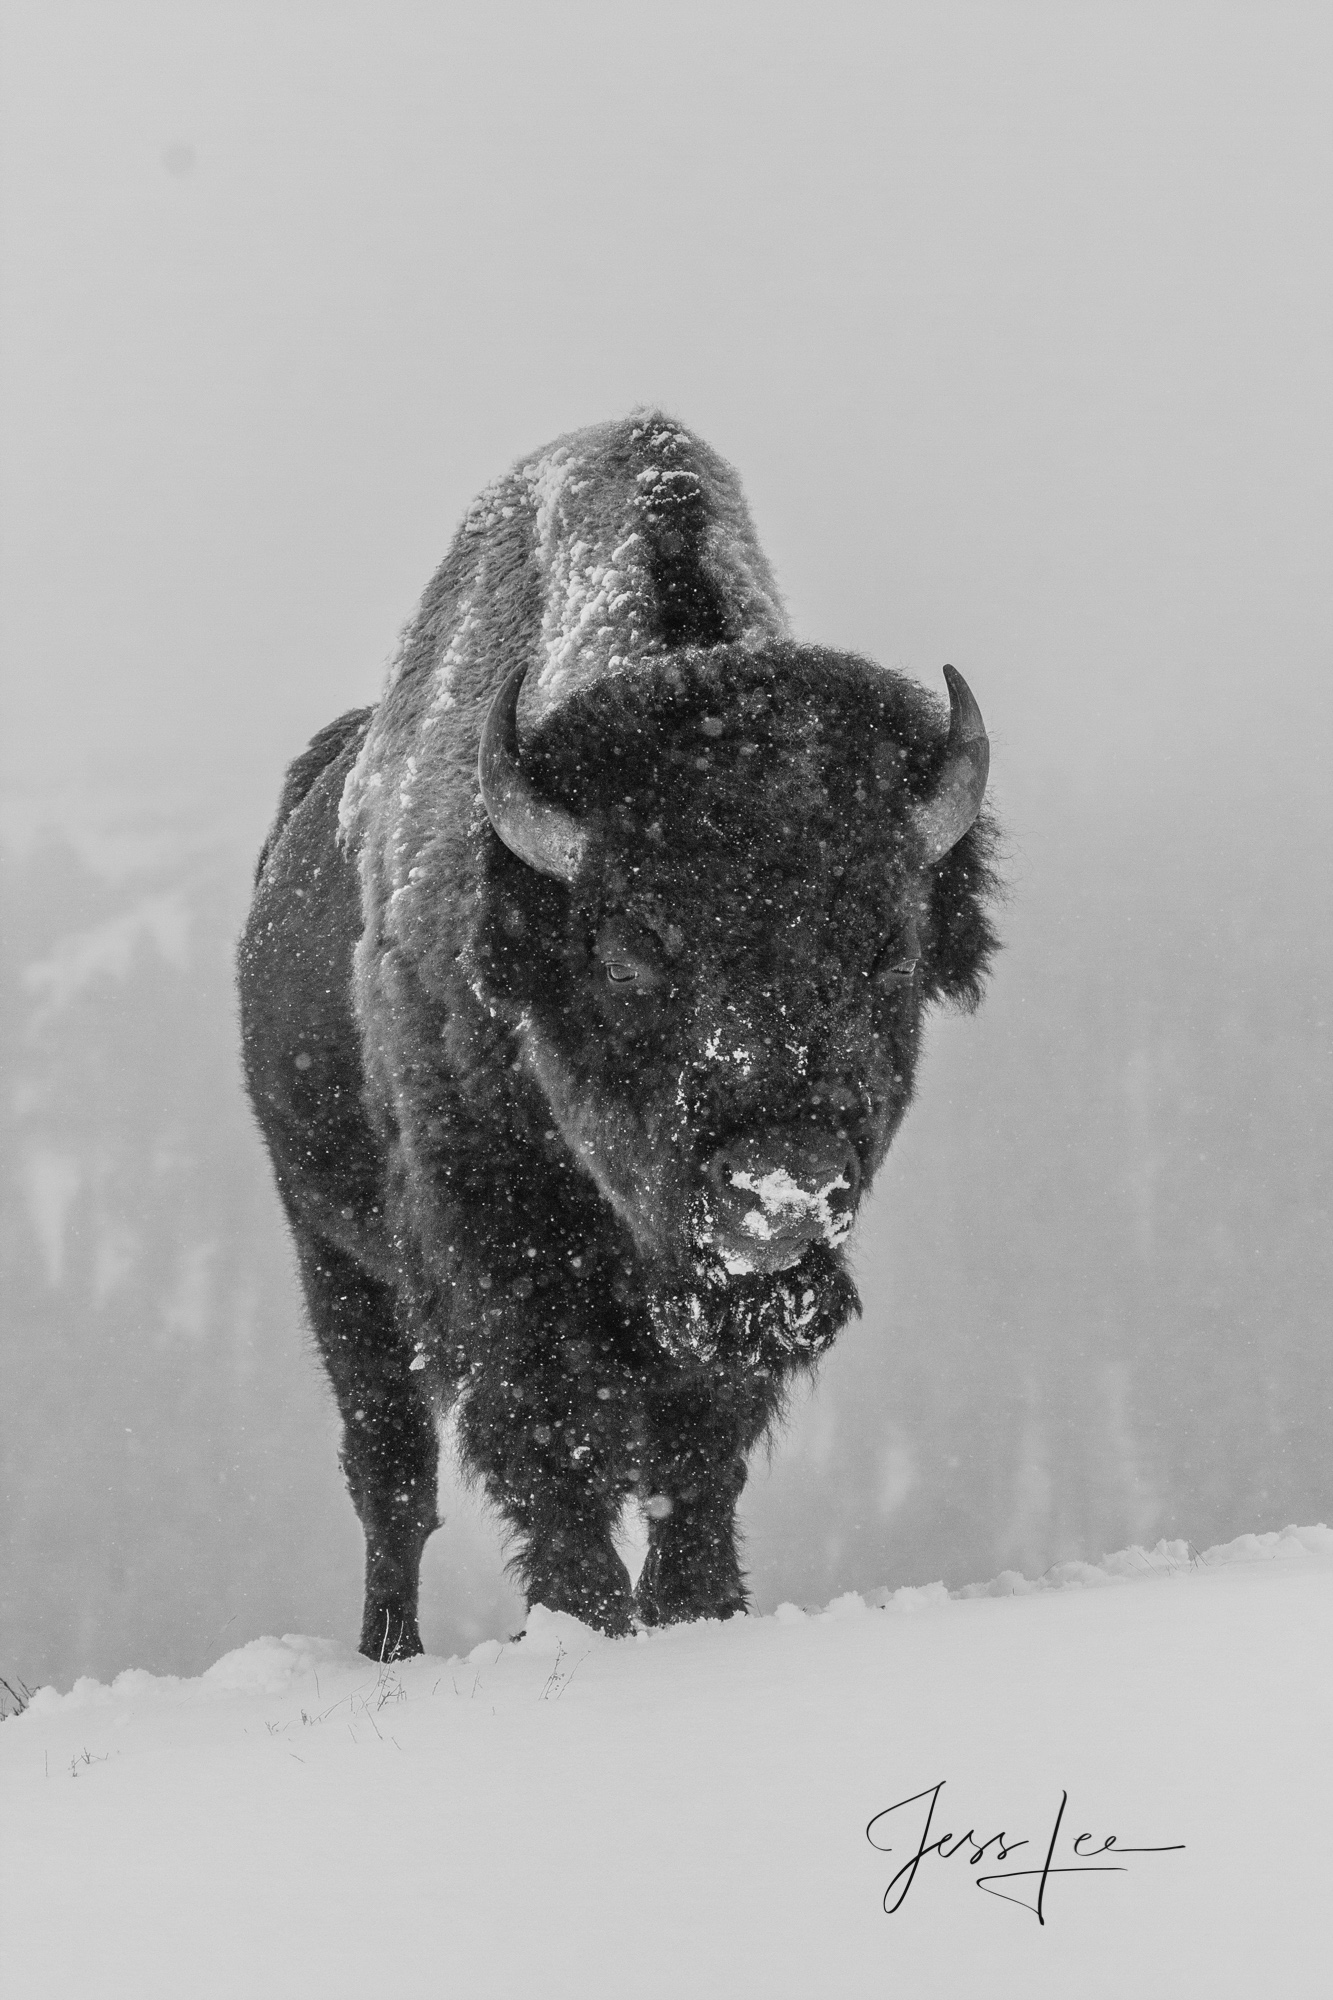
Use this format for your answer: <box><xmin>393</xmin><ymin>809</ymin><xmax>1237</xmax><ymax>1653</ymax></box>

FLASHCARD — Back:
<box><xmin>700</xmin><ymin>1126</ymin><xmax>860</xmax><ymax>1275</ymax></box>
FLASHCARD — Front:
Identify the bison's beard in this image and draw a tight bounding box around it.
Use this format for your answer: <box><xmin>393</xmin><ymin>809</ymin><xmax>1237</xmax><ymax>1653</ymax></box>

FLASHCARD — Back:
<box><xmin>645</xmin><ymin>1242</ymin><xmax>860</xmax><ymax>1369</ymax></box>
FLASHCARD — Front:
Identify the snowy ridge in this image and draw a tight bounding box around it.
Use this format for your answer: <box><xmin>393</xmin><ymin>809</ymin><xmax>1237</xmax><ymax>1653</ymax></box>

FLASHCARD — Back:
<box><xmin>22</xmin><ymin>1522</ymin><xmax>1331</xmax><ymax>1713</ymax></box>
<box><xmin>4</xmin><ymin>1521</ymin><xmax>1330</xmax><ymax>1996</ymax></box>
<box><xmin>949</xmin><ymin>1521</ymin><xmax>1333</xmax><ymax>1600</ymax></box>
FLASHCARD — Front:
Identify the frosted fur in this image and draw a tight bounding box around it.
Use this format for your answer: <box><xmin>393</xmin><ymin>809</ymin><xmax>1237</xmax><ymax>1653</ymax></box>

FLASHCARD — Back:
<box><xmin>337</xmin><ymin>417</ymin><xmax>792</xmax><ymax>1287</ymax></box>
<box><xmin>339</xmin><ymin>413</ymin><xmax>788</xmax><ymax>925</ymax></box>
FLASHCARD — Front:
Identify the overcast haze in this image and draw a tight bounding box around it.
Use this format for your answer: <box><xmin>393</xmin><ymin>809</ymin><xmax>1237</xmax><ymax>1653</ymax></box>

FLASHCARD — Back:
<box><xmin>2</xmin><ymin>2</ymin><xmax>1330</xmax><ymax>1686</ymax></box>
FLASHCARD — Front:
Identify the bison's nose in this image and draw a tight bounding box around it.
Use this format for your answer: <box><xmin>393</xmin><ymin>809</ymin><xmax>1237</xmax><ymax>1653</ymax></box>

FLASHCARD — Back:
<box><xmin>701</xmin><ymin>1128</ymin><xmax>860</xmax><ymax>1276</ymax></box>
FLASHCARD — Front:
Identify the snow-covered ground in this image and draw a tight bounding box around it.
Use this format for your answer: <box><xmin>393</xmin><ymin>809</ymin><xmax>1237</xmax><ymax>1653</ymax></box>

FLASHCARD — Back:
<box><xmin>4</xmin><ymin>1526</ymin><xmax>1329</xmax><ymax>1998</ymax></box>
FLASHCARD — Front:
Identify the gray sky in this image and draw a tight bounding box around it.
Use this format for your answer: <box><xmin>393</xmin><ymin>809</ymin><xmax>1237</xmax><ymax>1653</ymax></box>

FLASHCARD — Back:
<box><xmin>4</xmin><ymin>0</ymin><xmax>1330</xmax><ymax>835</ymax></box>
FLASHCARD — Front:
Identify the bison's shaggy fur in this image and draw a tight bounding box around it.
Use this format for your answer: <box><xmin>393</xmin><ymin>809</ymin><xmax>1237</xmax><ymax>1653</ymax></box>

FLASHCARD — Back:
<box><xmin>239</xmin><ymin>414</ymin><xmax>1000</xmax><ymax>1655</ymax></box>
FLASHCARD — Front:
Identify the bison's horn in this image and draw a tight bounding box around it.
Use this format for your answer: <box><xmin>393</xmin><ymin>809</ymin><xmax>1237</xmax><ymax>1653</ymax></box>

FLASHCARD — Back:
<box><xmin>911</xmin><ymin>664</ymin><xmax>990</xmax><ymax>865</ymax></box>
<box><xmin>478</xmin><ymin>664</ymin><xmax>588</xmax><ymax>885</ymax></box>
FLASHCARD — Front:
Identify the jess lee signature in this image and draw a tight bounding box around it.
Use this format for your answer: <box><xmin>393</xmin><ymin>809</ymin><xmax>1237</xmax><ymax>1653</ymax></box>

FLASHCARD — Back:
<box><xmin>866</xmin><ymin>1782</ymin><xmax>1185</xmax><ymax>1925</ymax></box>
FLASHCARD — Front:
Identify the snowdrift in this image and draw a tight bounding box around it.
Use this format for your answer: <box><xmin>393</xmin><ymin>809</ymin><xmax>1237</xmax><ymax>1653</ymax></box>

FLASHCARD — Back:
<box><xmin>4</xmin><ymin>1527</ymin><xmax>1329</xmax><ymax>1998</ymax></box>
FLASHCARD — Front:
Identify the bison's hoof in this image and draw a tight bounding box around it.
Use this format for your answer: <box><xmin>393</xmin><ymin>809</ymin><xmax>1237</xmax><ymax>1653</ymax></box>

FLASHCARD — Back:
<box><xmin>637</xmin><ymin>1599</ymin><xmax>746</xmax><ymax>1629</ymax></box>
<box><xmin>528</xmin><ymin>1598</ymin><xmax>635</xmax><ymax>1639</ymax></box>
<box><xmin>635</xmin><ymin>1570</ymin><xmax>749</xmax><ymax>1628</ymax></box>
<box><xmin>523</xmin><ymin>1583</ymin><xmax>635</xmax><ymax>1638</ymax></box>
<box><xmin>359</xmin><ymin>1608</ymin><xmax>424</xmax><ymax>1661</ymax></box>
<box><xmin>523</xmin><ymin>1545</ymin><xmax>635</xmax><ymax>1637</ymax></box>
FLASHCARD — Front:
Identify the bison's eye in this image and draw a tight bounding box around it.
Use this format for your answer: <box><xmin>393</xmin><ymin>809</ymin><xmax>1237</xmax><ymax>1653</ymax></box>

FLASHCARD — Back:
<box><xmin>871</xmin><ymin>939</ymin><xmax>920</xmax><ymax>987</ymax></box>
<box><xmin>593</xmin><ymin>920</ymin><xmax>667</xmax><ymax>996</ymax></box>
<box><xmin>871</xmin><ymin>914</ymin><xmax>922</xmax><ymax>989</ymax></box>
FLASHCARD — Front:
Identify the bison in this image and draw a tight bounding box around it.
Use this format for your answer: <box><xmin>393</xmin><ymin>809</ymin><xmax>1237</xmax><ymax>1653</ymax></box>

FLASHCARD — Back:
<box><xmin>238</xmin><ymin>413</ymin><xmax>999</xmax><ymax>1659</ymax></box>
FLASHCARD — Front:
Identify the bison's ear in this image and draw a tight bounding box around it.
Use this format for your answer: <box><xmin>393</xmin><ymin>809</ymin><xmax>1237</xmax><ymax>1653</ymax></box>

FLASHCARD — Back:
<box><xmin>478</xmin><ymin>665</ymin><xmax>589</xmax><ymax>885</ymax></box>
<box><xmin>920</xmin><ymin>815</ymin><xmax>1003</xmax><ymax>1011</ymax></box>
<box><xmin>911</xmin><ymin>666</ymin><xmax>989</xmax><ymax>865</ymax></box>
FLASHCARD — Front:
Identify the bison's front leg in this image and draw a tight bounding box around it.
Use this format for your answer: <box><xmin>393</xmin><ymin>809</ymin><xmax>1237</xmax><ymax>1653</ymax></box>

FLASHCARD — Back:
<box><xmin>634</xmin><ymin>1372</ymin><xmax>782</xmax><ymax>1627</ymax></box>
<box><xmin>458</xmin><ymin>1337</ymin><xmax>635</xmax><ymax>1637</ymax></box>
<box><xmin>294</xmin><ymin>1234</ymin><xmax>440</xmax><ymax>1660</ymax></box>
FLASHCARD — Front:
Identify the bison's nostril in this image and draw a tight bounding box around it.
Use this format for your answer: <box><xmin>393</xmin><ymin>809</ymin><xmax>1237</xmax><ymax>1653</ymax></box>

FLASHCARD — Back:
<box><xmin>705</xmin><ymin>1128</ymin><xmax>860</xmax><ymax>1225</ymax></box>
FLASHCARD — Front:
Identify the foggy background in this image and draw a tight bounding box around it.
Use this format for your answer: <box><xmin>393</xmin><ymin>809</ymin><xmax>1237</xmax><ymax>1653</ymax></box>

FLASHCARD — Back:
<box><xmin>3</xmin><ymin>1</ymin><xmax>1329</xmax><ymax>1691</ymax></box>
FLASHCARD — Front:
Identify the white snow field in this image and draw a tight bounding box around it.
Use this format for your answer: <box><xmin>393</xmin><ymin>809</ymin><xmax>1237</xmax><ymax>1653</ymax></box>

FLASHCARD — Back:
<box><xmin>4</xmin><ymin>1527</ymin><xmax>1329</xmax><ymax>1999</ymax></box>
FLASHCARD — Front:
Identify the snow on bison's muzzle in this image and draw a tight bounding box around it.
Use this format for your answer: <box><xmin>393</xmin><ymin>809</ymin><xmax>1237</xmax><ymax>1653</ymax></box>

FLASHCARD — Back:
<box><xmin>698</xmin><ymin>1126</ymin><xmax>860</xmax><ymax>1276</ymax></box>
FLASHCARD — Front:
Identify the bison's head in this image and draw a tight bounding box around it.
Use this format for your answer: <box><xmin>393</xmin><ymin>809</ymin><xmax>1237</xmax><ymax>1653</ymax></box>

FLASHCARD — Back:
<box><xmin>471</xmin><ymin>644</ymin><xmax>998</xmax><ymax>1292</ymax></box>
